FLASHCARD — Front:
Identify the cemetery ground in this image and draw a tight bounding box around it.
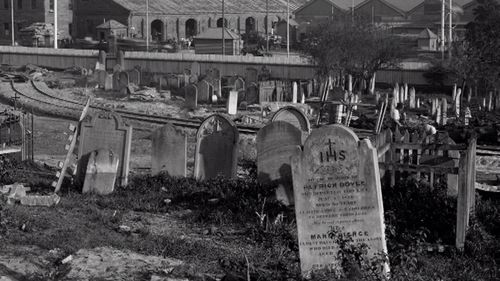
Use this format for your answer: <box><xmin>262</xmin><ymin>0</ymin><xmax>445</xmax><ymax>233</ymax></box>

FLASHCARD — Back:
<box><xmin>1</xmin><ymin>67</ymin><xmax>500</xmax><ymax>280</ymax></box>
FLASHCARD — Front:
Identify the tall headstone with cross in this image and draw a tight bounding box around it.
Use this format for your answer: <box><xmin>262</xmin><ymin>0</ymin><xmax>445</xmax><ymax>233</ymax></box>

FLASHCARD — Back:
<box><xmin>291</xmin><ymin>125</ymin><xmax>388</xmax><ymax>277</ymax></box>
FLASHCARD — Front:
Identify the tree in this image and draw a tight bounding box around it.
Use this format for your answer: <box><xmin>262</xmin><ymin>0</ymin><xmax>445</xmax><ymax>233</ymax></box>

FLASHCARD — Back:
<box><xmin>461</xmin><ymin>0</ymin><xmax>500</xmax><ymax>91</ymax></box>
<box><xmin>300</xmin><ymin>19</ymin><xmax>406</xmax><ymax>94</ymax></box>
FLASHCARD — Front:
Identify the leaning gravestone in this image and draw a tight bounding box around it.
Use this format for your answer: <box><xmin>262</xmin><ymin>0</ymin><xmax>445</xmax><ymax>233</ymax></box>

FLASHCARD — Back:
<box><xmin>227</xmin><ymin>91</ymin><xmax>238</xmax><ymax>115</ymax></box>
<box><xmin>257</xmin><ymin>121</ymin><xmax>302</xmax><ymax>205</ymax></box>
<box><xmin>185</xmin><ymin>84</ymin><xmax>198</xmax><ymax>109</ymax></box>
<box><xmin>82</xmin><ymin>148</ymin><xmax>119</xmax><ymax>195</ymax></box>
<box><xmin>291</xmin><ymin>124</ymin><xmax>388</xmax><ymax>277</ymax></box>
<box><xmin>194</xmin><ymin>114</ymin><xmax>239</xmax><ymax>180</ymax></box>
<box><xmin>151</xmin><ymin>124</ymin><xmax>187</xmax><ymax>177</ymax></box>
<box><xmin>78</xmin><ymin>112</ymin><xmax>132</xmax><ymax>187</ymax></box>
<box><xmin>118</xmin><ymin>71</ymin><xmax>129</xmax><ymax>92</ymax></box>
<box><xmin>113</xmin><ymin>72</ymin><xmax>121</xmax><ymax>91</ymax></box>
<box><xmin>104</xmin><ymin>74</ymin><xmax>113</xmax><ymax>91</ymax></box>
<box><xmin>234</xmin><ymin>77</ymin><xmax>245</xmax><ymax>91</ymax></box>
<box><xmin>271</xmin><ymin>106</ymin><xmax>311</xmax><ymax>143</ymax></box>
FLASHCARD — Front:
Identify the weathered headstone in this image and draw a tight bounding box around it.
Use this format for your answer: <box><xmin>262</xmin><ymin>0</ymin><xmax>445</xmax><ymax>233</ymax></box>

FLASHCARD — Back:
<box><xmin>118</xmin><ymin>71</ymin><xmax>129</xmax><ymax>92</ymax></box>
<box><xmin>245</xmin><ymin>67</ymin><xmax>258</xmax><ymax>84</ymax></box>
<box><xmin>98</xmin><ymin>50</ymin><xmax>107</xmax><ymax>66</ymax></box>
<box><xmin>227</xmin><ymin>91</ymin><xmax>238</xmax><ymax>115</ymax></box>
<box><xmin>185</xmin><ymin>84</ymin><xmax>198</xmax><ymax>109</ymax></box>
<box><xmin>257</xmin><ymin>121</ymin><xmax>302</xmax><ymax>205</ymax></box>
<box><xmin>151</xmin><ymin>124</ymin><xmax>187</xmax><ymax>177</ymax></box>
<box><xmin>292</xmin><ymin>82</ymin><xmax>298</xmax><ymax>103</ymax></box>
<box><xmin>116</xmin><ymin>50</ymin><xmax>125</xmax><ymax>71</ymax></box>
<box><xmin>455</xmin><ymin>88</ymin><xmax>462</xmax><ymax>117</ymax></box>
<box><xmin>112</xmin><ymin>72</ymin><xmax>121</xmax><ymax>91</ymax></box>
<box><xmin>409</xmin><ymin>87</ymin><xmax>416</xmax><ymax>108</ymax></box>
<box><xmin>78</xmin><ymin>112</ymin><xmax>132</xmax><ymax>186</ymax></box>
<box><xmin>246</xmin><ymin>83</ymin><xmax>259</xmax><ymax>104</ymax></box>
<box><xmin>259</xmin><ymin>81</ymin><xmax>275</xmax><ymax>103</ymax></box>
<box><xmin>234</xmin><ymin>77</ymin><xmax>245</xmax><ymax>91</ymax></box>
<box><xmin>271</xmin><ymin>106</ymin><xmax>311</xmax><ymax>143</ymax></box>
<box><xmin>167</xmin><ymin>74</ymin><xmax>180</xmax><ymax>89</ymax></box>
<box><xmin>190</xmin><ymin>61</ymin><xmax>201</xmax><ymax>78</ymax></box>
<box><xmin>82</xmin><ymin>148</ymin><xmax>119</xmax><ymax>195</ymax></box>
<box><xmin>194</xmin><ymin>114</ymin><xmax>239</xmax><ymax>180</ymax></box>
<box><xmin>113</xmin><ymin>64</ymin><xmax>122</xmax><ymax>73</ymax></box>
<box><xmin>104</xmin><ymin>74</ymin><xmax>113</xmax><ymax>91</ymax></box>
<box><xmin>128</xmin><ymin>68</ymin><xmax>140</xmax><ymax>85</ymax></box>
<box><xmin>291</xmin><ymin>125</ymin><xmax>388</xmax><ymax>277</ymax></box>
<box><xmin>197</xmin><ymin>80</ymin><xmax>212</xmax><ymax>103</ymax></box>
<box><xmin>441</xmin><ymin>98</ymin><xmax>447</xmax><ymax>125</ymax></box>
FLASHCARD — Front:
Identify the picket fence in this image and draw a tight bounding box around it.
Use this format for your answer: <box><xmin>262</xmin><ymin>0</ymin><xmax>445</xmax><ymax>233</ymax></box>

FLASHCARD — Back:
<box><xmin>374</xmin><ymin>127</ymin><xmax>476</xmax><ymax>250</ymax></box>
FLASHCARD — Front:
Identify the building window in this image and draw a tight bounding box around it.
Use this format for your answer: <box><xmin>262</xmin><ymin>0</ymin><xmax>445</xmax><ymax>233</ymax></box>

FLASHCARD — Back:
<box><xmin>4</xmin><ymin>23</ymin><xmax>9</xmax><ymax>35</ymax></box>
<box><xmin>17</xmin><ymin>0</ymin><xmax>22</xmax><ymax>9</ymax></box>
<box><xmin>4</xmin><ymin>0</ymin><xmax>8</xmax><ymax>9</ymax></box>
<box><xmin>68</xmin><ymin>23</ymin><xmax>72</xmax><ymax>36</ymax></box>
<box><xmin>31</xmin><ymin>0</ymin><xmax>36</xmax><ymax>9</ymax></box>
<box><xmin>49</xmin><ymin>0</ymin><xmax>53</xmax><ymax>10</ymax></box>
<box><xmin>68</xmin><ymin>2</ymin><xmax>72</xmax><ymax>10</ymax></box>
<box><xmin>86</xmin><ymin>19</ymin><xmax>93</xmax><ymax>34</ymax></box>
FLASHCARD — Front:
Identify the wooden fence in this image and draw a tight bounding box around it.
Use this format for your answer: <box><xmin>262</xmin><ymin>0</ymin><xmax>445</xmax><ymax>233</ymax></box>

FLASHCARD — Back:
<box><xmin>375</xmin><ymin>128</ymin><xmax>476</xmax><ymax>250</ymax></box>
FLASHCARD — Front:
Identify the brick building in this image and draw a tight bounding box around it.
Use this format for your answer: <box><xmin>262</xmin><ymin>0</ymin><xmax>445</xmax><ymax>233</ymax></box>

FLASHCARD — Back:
<box><xmin>72</xmin><ymin>0</ymin><xmax>307</xmax><ymax>42</ymax></box>
<box><xmin>0</xmin><ymin>0</ymin><xmax>72</xmax><ymax>45</ymax></box>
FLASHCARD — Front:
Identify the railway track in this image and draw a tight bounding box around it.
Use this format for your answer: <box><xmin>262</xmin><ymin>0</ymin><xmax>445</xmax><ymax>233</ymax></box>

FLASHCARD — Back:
<box><xmin>2</xmin><ymin>80</ymin><xmax>261</xmax><ymax>134</ymax></box>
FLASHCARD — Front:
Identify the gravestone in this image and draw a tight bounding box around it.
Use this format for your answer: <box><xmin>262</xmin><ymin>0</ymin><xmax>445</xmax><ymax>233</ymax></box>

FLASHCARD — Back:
<box><xmin>197</xmin><ymin>80</ymin><xmax>212</xmax><ymax>103</ymax></box>
<box><xmin>151</xmin><ymin>124</ymin><xmax>187</xmax><ymax>177</ymax></box>
<box><xmin>455</xmin><ymin>88</ymin><xmax>462</xmax><ymax>117</ymax></box>
<box><xmin>246</xmin><ymin>83</ymin><xmax>259</xmax><ymax>104</ymax></box>
<box><xmin>113</xmin><ymin>64</ymin><xmax>122</xmax><ymax>73</ymax></box>
<box><xmin>98</xmin><ymin>50</ymin><xmax>107</xmax><ymax>66</ymax></box>
<box><xmin>167</xmin><ymin>74</ymin><xmax>181</xmax><ymax>89</ymax></box>
<box><xmin>291</xmin><ymin>125</ymin><xmax>388</xmax><ymax>277</ymax></box>
<box><xmin>96</xmin><ymin>70</ymin><xmax>107</xmax><ymax>88</ymax></box>
<box><xmin>194</xmin><ymin>114</ymin><xmax>239</xmax><ymax>180</ymax></box>
<box><xmin>78</xmin><ymin>112</ymin><xmax>132</xmax><ymax>186</ymax></box>
<box><xmin>104</xmin><ymin>74</ymin><xmax>113</xmax><ymax>91</ymax></box>
<box><xmin>409</xmin><ymin>87</ymin><xmax>416</xmax><ymax>108</ymax></box>
<box><xmin>257</xmin><ymin>121</ymin><xmax>302</xmax><ymax>205</ymax></box>
<box><xmin>118</xmin><ymin>71</ymin><xmax>129</xmax><ymax>92</ymax></box>
<box><xmin>275</xmin><ymin>81</ymin><xmax>285</xmax><ymax>102</ymax></box>
<box><xmin>307</xmin><ymin>81</ymin><xmax>313</xmax><ymax>97</ymax></box>
<box><xmin>259</xmin><ymin>81</ymin><xmax>275</xmax><ymax>103</ymax></box>
<box><xmin>234</xmin><ymin>77</ymin><xmax>245</xmax><ymax>91</ymax></box>
<box><xmin>128</xmin><ymin>68</ymin><xmax>140</xmax><ymax>85</ymax></box>
<box><xmin>271</xmin><ymin>106</ymin><xmax>311</xmax><ymax>142</ymax></box>
<box><xmin>185</xmin><ymin>84</ymin><xmax>198</xmax><ymax>109</ymax></box>
<box><xmin>191</xmin><ymin>61</ymin><xmax>201</xmax><ymax>78</ymax></box>
<box><xmin>113</xmin><ymin>72</ymin><xmax>121</xmax><ymax>91</ymax></box>
<box><xmin>116</xmin><ymin>50</ymin><xmax>125</xmax><ymax>70</ymax></box>
<box><xmin>82</xmin><ymin>148</ymin><xmax>119</xmax><ymax>195</ymax></box>
<box><xmin>292</xmin><ymin>82</ymin><xmax>298</xmax><ymax>103</ymax></box>
<box><xmin>245</xmin><ymin>67</ymin><xmax>258</xmax><ymax>84</ymax></box>
<box><xmin>441</xmin><ymin>98</ymin><xmax>447</xmax><ymax>125</ymax></box>
<box><xmin>227</xmin><ymin>91</ymin><xmax>238</xmax><ymax>115</ymax></box>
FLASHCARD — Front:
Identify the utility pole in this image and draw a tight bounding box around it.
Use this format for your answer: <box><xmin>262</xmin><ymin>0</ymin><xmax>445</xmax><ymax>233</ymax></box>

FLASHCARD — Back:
<box><xmin>286</xmin><ymin>0</ymin><xmax>289</xmax><ymax>58</ymax></box>
<box><xmin>54</xmin><ymin>0</ymin><xmax>58</xmax><ymax>48</ymax></box>
<box><xmin>441</xmin><ymin>0</ymin><xmax>445</xmax><ymax>60</ymax></box>
<box><xmin>146</xmin><ymin>0</ymin><xmax>149</xmax><ymax>52</ymax></box>
<box><xmin>266</xmin><ymin>0</ymin><xmax>269</xmax><ymax>53</ymax></box>
<box><xmin>10</xmin><ymin>0</ymin><xmax>14</xmax><ymax>46</ymax></box>
<box><xmin>222</xmin><ymin>0</ymin><xmax>225</xmax><ymax>55</ymax></box>
<box><xmin>448</xmin><ymin>0</ymin><xmax>453</xmax><ymax>59</ymax></box>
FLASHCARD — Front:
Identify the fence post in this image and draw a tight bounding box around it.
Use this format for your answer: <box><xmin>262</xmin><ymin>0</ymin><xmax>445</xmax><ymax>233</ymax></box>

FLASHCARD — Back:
<box><xmin>455</xmin><ymin>137</ymin><xmax>477</xmax><ymax>250</ymax></box>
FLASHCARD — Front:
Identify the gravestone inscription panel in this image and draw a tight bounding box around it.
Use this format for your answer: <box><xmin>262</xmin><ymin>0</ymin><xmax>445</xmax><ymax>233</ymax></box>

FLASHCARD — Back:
<box><xmin>78</xmin><ymin>112</ymin><xmax>132</xmax><ymax>187</ymax></box>
<box><xmin>291</xmin><ymin>124</ymin><xmax>388</xmax><ymax>277</ymax></box>
<box><xmin>194</xmin><ymin>114</ymin><xmax>239</xmax><ymax>180</ymax></box>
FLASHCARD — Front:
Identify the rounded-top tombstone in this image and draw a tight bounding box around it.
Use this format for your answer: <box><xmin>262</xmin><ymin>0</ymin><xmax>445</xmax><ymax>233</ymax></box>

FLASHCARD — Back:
<box><xmin>257</xmin><ymin>121</ymin><xmax>302</xmax><ymax>205</ymax></box>
<box><xmin>291</xmin><ymin>124</ymin><xmax>388</xmax><ymax>277</ymax></box>
<box><xmin>194</xmin><ymin>114</ymin><xmax>239</xmax><ymax>180</ymax></box>
<box><xmin>271</xmin><ymin>106</ymin><xmax>311</xmax><ymax>142</ymax></box>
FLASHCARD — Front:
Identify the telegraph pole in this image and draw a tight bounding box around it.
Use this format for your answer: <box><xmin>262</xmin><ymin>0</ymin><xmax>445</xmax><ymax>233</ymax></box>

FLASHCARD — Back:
<box><xmin>441</xmin><ymin>0</ymin><xmax>445</xmax><ymax>60</ymax></box>
<box><xmin>10</xmin><ymin>0</ymin><xmax>14</xmax><ymax>46</ymax></box>
<box><xmin>448</xmin><ymin>0</ymin><xmax>453</xmax><ymax>59</ymax></box>
<box><xmin>265</xmin><ymin>0</ymin><xmax>269</xmax><ymax>53</ymax></box>
<box><xmin>286</xmin><ymin>0</ymin><xmax>289</xmax><ymax>57</ymax></box>
<box><xmin>54</xmin><ymin>0</ymin><xmax>58</xmax><ymax>48</ymax></box>
<box><xmin>222</xmin><ymin>0</ymin><xmax>225</xmax><ymax>55</ymax></box>
<box><xmin>146</xmin><ymin>0</ymin><xmax>149</xmax><ymax>51</ymax></box>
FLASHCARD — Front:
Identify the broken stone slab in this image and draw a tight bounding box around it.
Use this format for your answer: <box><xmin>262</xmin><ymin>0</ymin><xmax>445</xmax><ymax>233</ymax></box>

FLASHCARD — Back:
<box><xmin>82</xmin><ymin>148</ymin><xmax>120</xmax><ymax>195</ymax></box>
<box><xmin>19</xmin><ymin>194</ymin><xmax>60</xmax><ymax>207</ymax></box>
<box><xmin>6</xmin><ymin>184</ymin><xmax>27</xmax><ymax>204</ymax></box>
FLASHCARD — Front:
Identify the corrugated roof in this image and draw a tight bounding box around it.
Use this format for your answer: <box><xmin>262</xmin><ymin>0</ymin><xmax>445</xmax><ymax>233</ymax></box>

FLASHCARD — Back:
<box><xmin>383</xmin><ymin>0</ymin><xmax>424</xmax><ymax>12</ymax></box>
<box><xmin>330</xmin><ymin>0</ymin><xmax>365</xmax><ymax>11</ymax></box>
<box><xmin>112</xmin><ymin>0</ymin><xmax>309</xmax><ymax>15</ymax></box>
<box><xmin>195</xmin><ymin>28</ymin><xmax>240</xmax><ymax>39</ymax></box>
